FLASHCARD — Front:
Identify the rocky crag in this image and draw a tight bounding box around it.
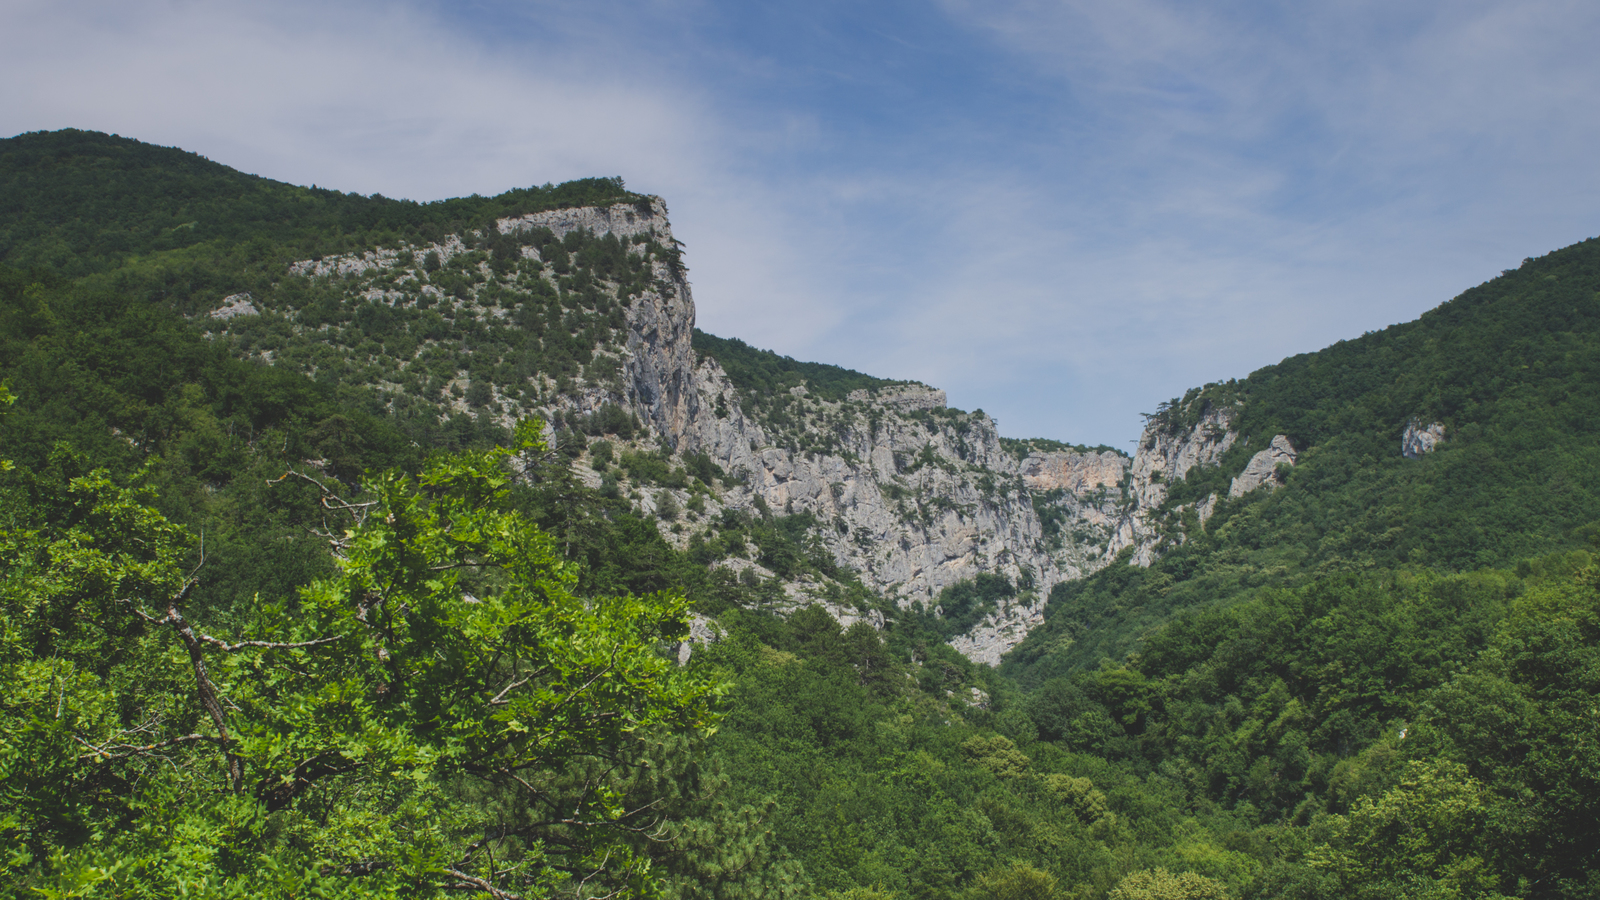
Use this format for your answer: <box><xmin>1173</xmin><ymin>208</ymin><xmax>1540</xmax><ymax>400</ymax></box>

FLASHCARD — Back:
<box><xmin>208</xmin><ymin>198</ymin><xmax>1306</xmax><ymax>664</ymax></box>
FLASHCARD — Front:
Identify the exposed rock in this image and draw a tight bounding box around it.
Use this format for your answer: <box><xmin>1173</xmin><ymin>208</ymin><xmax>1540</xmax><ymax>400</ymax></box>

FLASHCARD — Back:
<box><xmin>1229</xmin><ymin>435</ymin><xmax>1296</xmax><ymax>497</ymax></box>
<box><xmin>210</xmin><ymin>293</ymin><xmax>258</xmax><ymax>320</ymax></box>
<box><xmin>1402</xmin><ymin>420</ymin><xmax>1446</xmax><ymax>459</ymax></box>
<box><xmin>676</xmin><ymin>376</ymin><xmax>1100</xmax><ymax>613</ymax></box>
<box><xmin>1128</xmin><ymin>406</ymin><xmax>1238</xmax><ymax>510</ymax></box>
<box><xmin>658</xmin><ymin>348</ymin><xmax>1139</xmax><ymax>663</ymax></box>
<box><xmin>1106</xmin><ymin>405</ymin><xmax>1238</xmax><ymax>566</ymax></box>
<box><xmin>499</xmin><ymin>199</ymin><xmax>668</xmax><ymax>243</ymax></box>
<box><xmin>1194</xmin><ymin>493</ymin><xmax>1219</xmax><ymax>527</ymax></box>
<box><xmin>288</xmin><ymin>243</ymin><xmax>438</xmax><ymax>279</ymax></box>
<box><xmin>846</xmin><ymin>385</ymin><xmax>946</xmax><ymax>411</ymax></box>
<box><xmin>948</xmin><ymin>596</ymin><xmax>1048</xmax><ymax>667</ymax></box>
<box><xmin>1019</xmin><ymin>450</ymin><xmax>1127</xmax><ymax>496</ymax></box>
<box><xmin>674</xmin><ymin>613</ymin><xmax>720</xmax><ymax>666</ymax></box>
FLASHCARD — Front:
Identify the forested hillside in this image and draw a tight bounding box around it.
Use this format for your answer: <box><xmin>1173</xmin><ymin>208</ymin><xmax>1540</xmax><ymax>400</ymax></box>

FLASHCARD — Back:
<box><xmin>1007</xmin><ymin>237</ymin><xmax>1600</xmax><ymax>677</ymax></box>
<box><xmin>2</xmin><ymin>129</ymin><xmax>1598</xmax><ymax>899</ymax></box>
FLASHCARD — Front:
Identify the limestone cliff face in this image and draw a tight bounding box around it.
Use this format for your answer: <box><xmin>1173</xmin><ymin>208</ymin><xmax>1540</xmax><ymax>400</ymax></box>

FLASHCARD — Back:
<box><xmin>1099</xmin><ymin>411</ymin><xmax>1309</xmax><ymax>567</ymax></box>
<box><xmin>667</xmin><ymin>366</ymin><xmax>1128</xmax><ymax>665</ymax></box>
<box><xmin>1106</xmin><ymin>405</ymin><xmax>1237</xmax><ymax>567</ymax></box>
<box><xmin>1229</xmin><ymin>435</ymin><xmax>1296</xmax><ymax>497</ymax></box>
<box><xmin>256</xmin><ymin>200</ymin><xmax>1334</xmax><ymax>664</ymax></box>
<box><xmin>279</xmin><ymin>200</ymin><xmax>699</xmax><ymax>438</ymax></box>
<box><xmin>499</xmin><ymin>201</ymin><xmax>701</xmax><ymax>441</ymax></box>
<box><xmin>1019</xmin><ymin>451</ymin><xmax>1127</xmax><ymax>496</ymax></box>
<box><xmin>1402</xmin><ymin>420</ymin><xmax>1446</xmax><ymax>459</ymax></box>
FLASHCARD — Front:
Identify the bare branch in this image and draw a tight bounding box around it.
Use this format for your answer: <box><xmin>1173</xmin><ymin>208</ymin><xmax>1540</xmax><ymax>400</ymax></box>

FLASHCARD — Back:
<box><xmin>442</xmin><ymin>869</ymin><xmax>523</xmax><ymax>899</ymax></box>
<box><xmin>488</xmin><ymin>676</ymin><xmax>531</xmax><ymax>706</ymax></box>
<box><xmin>196</xmin><ymin>633</ymin><xmax>344</xmax><ymax>653</ymax></box>
<box><xmin>168</xmin><ymin>604</ymin><xmax>243</xmax><ymax>789</ymax></box>
<box><xmin>75</xmin><ymin>732</ymin><xmax>221</xmax><ymax>762</ymax></box>
<box><xmin>258</xmin><ymin>750</ymin><xmax>360</xmax><ymax>812</ymax></box>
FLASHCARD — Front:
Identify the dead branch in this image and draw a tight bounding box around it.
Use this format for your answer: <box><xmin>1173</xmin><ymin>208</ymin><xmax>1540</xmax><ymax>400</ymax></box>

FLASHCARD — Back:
<box><xmin>75</xmin><ymin>732</ymin><xmax>221</xmax><ymax>763</ymax></box>
<box><xmin>443</xmin><ymin>869</ymin><xmax>523</xmax><ymax>899</ymax></box>
<box><xmin>196</xmin><ymin>633</ymin><xmax>344</xmax><ymax>653</ymax></box>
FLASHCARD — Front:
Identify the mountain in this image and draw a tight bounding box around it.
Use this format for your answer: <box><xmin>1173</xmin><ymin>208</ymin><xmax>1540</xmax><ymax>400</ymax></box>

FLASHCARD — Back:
<box><xmin>5</xmin><ymin>129</ymin><xmax>1600</xmax><ymax>899</ymax></box>
<box><xmin>236</xmin><ymin>200</ymin><xmax>1159</xmax><ymax>662</ymax></box>
<box><xmin>1</xmin><ymin>128</ymin><xmax>1155</xmax><ymax>664</ymax></box>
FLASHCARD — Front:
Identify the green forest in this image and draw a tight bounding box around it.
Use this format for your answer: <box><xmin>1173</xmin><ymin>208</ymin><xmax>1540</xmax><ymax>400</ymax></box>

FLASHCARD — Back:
<box><xmin>3</xmin><ymin>129</ymin><xmax>1599</xmax><ymax>900</ymax></box>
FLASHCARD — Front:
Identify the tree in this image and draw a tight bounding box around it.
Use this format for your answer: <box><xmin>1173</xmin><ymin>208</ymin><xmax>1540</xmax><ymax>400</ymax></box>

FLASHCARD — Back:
<box><xmin>1308</xmin><ymin>759</ymin><xmax>1511</xmax><ymax>900</ymax></box>
<box><xmin>1107</xmin><ymin>868</ymin><xmax>1229</xmax><ymax>900</ymax></box>
<box><xmin>966</xmin><ymin>863</ymin><xmax>1060</xmax><ymax>900</ymax></box>
<box><xmin>1</xmin><ymin>419</ymin><xmax>724</xmax><ymax>898</ymax></box>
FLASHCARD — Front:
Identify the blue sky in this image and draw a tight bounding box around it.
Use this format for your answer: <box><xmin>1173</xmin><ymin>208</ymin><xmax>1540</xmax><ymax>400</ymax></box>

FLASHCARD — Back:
<box><xmin>6</xmin><ymin>0</ymin><xmax>1600</xmax><ymax>447</ymax></box>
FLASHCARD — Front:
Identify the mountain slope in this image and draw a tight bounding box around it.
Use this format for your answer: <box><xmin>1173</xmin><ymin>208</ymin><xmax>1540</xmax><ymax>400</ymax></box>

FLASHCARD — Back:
<box><xmin>1006</xmin><ymin>237</ymin><xmax>1600</xmax><ymax>680</ymax></box>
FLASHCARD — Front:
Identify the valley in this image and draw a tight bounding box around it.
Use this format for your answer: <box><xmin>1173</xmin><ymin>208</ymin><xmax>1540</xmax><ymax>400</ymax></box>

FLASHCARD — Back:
<box><xmin>3</xmin><ymin>129</ymin><xmax>1598</xmax><ymax>899</ymax></box>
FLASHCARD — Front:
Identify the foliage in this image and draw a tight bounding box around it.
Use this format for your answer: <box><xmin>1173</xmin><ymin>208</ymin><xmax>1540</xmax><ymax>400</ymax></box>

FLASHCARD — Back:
<box><xmin>9</xmin><ymin>128</ymin><xmax>1600</xmax><ymax>900</ymax></box>
<box><xmin>1309</xmin><ymin>760</ymin><xmax>1511</xmax><ymax>900</ymax></box>
<box><xmin>905</xmin><ymin>573</ymin><xmax>1016</xmax><ymax>640</ymax></box>
<box><xmin>0</xmin><ymin>422</ymin><xmax>724</xmax><ymax>897</ymax></box>
<box><xmin>1108</xmin><ymin>869</ymin><xmax>1230</xmax><ymax>900</ymax></box>
<box><xmin>691</xmin><ymin>330</ymin><xmax>910</xmax><ymax>405</ymax></box>
<box><xmin>1000</xmin><ymin>437</ymin><xmax>1126</xmax><ymax>459</ymax></box>
<box><xmin>688</xmin><ymin>325</ymin><xmax>928</xmax><ymax>441</ymax></box>
<box><xmin>0</xmin><ymin>130</ymin><xmax>644</xmax><ymax>276</ymax></box>
<box><xmin>967</xmin><ymin>863</ymin><xmax>1062</xmax><ymax>900</ymax></box>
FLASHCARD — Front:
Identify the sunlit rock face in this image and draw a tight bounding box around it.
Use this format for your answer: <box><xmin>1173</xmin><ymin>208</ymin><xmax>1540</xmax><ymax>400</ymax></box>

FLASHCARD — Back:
<box><xmin>525</xmin><ymin>204</ymin><xmax>1145</xmax><ymax>664</ymax></box>
<box><xmin>1229</xmin><ymin>435</ymin><xmax>1296</xmax><ymax>498</ymax></box>
<box><xmin>276</xmin><ymin>200</ymin><xmax>1206</xmax><ymax>665</ymax></box>
<box><xmin>1402</xmin><ymin>420</ymin><xmax>1446</xmax><ymax>459</ymax></box>
<box><xmin>1105</xmin><ymin>405</ymin><xmax>1238</xmax><ymax>568</ymax></box>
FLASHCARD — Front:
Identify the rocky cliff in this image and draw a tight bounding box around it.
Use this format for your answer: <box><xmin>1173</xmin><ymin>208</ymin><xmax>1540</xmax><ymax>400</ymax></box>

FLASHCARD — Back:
<box><xmin>223</xmin><ymin>199</ymin><xmax>1298</xmax><ymax>665</ymax></box>
<box><xmin>1105</xmin><ymin>404</ymin><xmax>1237</xmax><ymax>566</ymax></box>
<box><xmin>674</xmin><ymin>376</ymin><xmax>1130</xmax><ymax>664</ymax></box>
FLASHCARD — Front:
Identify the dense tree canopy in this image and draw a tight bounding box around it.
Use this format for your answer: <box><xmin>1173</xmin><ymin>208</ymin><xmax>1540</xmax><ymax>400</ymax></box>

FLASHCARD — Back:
<box><xmin>0</xmin><ymin>420</ymin><xmax>727</xmax><ymax>897</ymax></box>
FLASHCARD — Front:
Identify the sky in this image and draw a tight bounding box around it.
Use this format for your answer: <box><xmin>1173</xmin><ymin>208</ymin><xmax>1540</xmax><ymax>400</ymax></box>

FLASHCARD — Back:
<box><xmin>5</xmin><ymin>0</ymin><xmax>1600</xmax><ymax>448</ymax></box>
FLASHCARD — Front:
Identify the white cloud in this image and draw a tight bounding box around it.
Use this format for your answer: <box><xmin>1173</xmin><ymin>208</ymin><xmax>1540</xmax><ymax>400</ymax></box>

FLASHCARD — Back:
<box><xmin>4</xmin><ymin>0</ymin><xmax>701</xmax><ymax>196</ymax></box>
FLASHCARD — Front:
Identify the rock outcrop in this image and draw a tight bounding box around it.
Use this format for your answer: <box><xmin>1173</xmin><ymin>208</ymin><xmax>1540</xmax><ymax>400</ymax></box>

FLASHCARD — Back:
<box><xmin>1402</xmin><ymin>420</ymin><xmax>1446</xmax><ymax>459</ymax></box>
<box><xmin>262</xmin><ymin>199</ymin><xmax>1216</xmax><ymax>665</ymax></box>
<box><xmin>209</xmin><ymin>293</ymin><xmax>258</xmax><ymax>320</ymax></box>
<box><xmin>240</xmin><ymin>198</ymin><xmax>1344</xmax><ymax>664</ymax></box>
<box><xmin>671</xmin><ymin>370</ymin><xmax>1127</xmax><ymax>664</ymax></box>
<box><xmin>1229</xmin><ymin>435</ymin><xmax>1296</xmax><ymax>497</ymax></box>
<box><xmin>1106</xmin><ymin>405</ymin><xmax>1237</xmax><ymax>566</ymax></box>
<box><xmin>497</xmin><ymin>200</ymin><xmax>664</xmax><ymax>243</ymax></box>
<box><xmin>1019</xmin><ymin>450</ymin><xmax>1126</xmax><ymax>496</ymax></box>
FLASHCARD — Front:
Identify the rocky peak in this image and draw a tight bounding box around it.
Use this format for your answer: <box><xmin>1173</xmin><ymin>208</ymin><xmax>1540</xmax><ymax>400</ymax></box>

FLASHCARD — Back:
<box><xmin>245</xmin><ymin>199</ymin><xmax>1139</xmax><ymax>666</ymax></box>
<box><xmin>1127</xmin><ymin>404</ymin><xmax>1238</xmax><ymax>510</ymax></box>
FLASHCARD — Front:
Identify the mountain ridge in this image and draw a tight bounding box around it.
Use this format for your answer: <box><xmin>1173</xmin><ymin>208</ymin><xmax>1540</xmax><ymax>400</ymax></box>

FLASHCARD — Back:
<box><xmin>7</xmin><ymin>128</ymin><xmax>1600</xmax><ymax>671</ymax></box>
